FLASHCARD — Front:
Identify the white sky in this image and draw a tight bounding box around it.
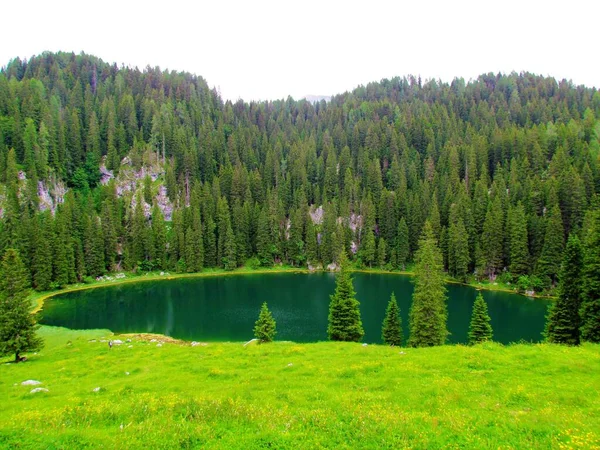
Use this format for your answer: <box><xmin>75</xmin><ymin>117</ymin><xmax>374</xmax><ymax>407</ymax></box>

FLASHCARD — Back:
<box><xmin>2</xmin><ymin>0</ymin><xmax>598</xmax><ymax>101</ymax></box>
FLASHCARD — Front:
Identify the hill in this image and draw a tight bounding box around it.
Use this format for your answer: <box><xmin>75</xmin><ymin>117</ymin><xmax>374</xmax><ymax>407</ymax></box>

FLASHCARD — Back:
<box><xmin>0</xmin><ymin>326</ymin><xmax>599</xmax><ymax>448</ymax></box>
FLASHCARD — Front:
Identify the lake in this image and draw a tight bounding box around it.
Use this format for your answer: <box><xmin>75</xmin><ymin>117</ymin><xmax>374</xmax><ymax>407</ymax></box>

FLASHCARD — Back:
<box><xmin>40</xmin><ymin>272</ymin><xmax>551</xmax><ymax>344</ymax></box>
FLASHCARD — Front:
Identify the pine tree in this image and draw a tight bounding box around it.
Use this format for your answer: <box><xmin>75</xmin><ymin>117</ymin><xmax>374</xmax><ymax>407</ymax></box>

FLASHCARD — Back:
<box><xmin>151</xmin><ymin>204</ymin><xmax>168</xmax><ymax>270</ymax></box>
<box><xmin>468</xmin><ymin>293</ymin><xmax>493</xmax><ymax>344</ymax></box>
<box><xmin>328</xmin><ymin>252</ymin><xmax>364</xmax><ymax>342</ymax></box>
<box><xmin>408</xmin><ymin>221</ymin><xmax>448</xmax><ymax>347</ymax></box>
<box><xmin>545</xmin><ymin>234</ymin><xmax>583</xmax><ymax>345</ymax></box>
<box><xmin>362</xmin><ymin>229</ymin><xmax>376</xmax><ymax>267</ymax></box>
<box><xmin>253</xmin><ymin>302</ymin><xmax>276</xmax><ymax>343</ymax></box>
<box><xmin>222</xmin><ymin>222</ymin><xmax>237</xmax><ymax>270</ymax></box>
<box><xmin>509</xmin><ymin>202</ymin><xmax>530</xmax><ymax>275</ymax></box>
<box><xmin>32</xmin><ymin>213</ymin><xmax>53</xmax><ymax>291</ymax></box>
<box><xmin>0</xmin><ymin>249</ymin><xmax>43</xmax><ymax>362</ymax></box>
<box><xmin>536</xmin><ymin>205</ymin><xmax>565</xmax><ymax>287</ymax></box>
<box><xmin>395</xmin><ymin>217</ymin><xmax>410</xmax><ymax>270</ymax></box>
<box><xmin>581</xmin><ymin>212</ymin><xmax>600</xmax><ymax>342</ymax></box>
<box><xmin>381</xmin><ymin>292</ymin><xmax>403</xmax><ymax>346</ymax></box>
<box><xmin>448</xmin><ymin>218</ymin><xmax>469</xmax><ymax>282</ymax></box>
<box><xmin>376</xmin><ymin>237</ymin><xmax>387</xmax><ymax>268</ymax></box>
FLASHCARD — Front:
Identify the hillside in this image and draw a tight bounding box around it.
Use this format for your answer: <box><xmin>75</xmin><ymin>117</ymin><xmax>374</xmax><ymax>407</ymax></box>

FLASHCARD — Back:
<box><xmin>0</xmin><ymin>327</ymin><xmax>599</xmax><ymax>449</ymax></box>
<box><xmin>1</xmin><ymin>52</ymin><xmax>599</xmax><ymax>296</ymax></box>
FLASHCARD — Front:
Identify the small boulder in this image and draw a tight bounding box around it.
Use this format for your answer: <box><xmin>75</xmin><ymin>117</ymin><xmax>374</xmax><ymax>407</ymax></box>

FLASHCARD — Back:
<box><xmin>112</xmin><ymin>340</ymin><xmax>123</xmax><ymax>345</ymax></box>
<box><xmin>287</xmin><ymin>363</ymin><xmax>293</xmax><ymax>367</ymax></box>
<box><xmin>30</xmin><ymin>388</ymin><xmax>49</xmax><ymax>394</ymax></box>
<box><xmin>362</xmin><ymin>343</ymin><xmax>368</xmax><ymax>347</ymax></box>
<box><xmin>21</xmin><ymin>380</ymin><xmax>42</xmax><ymax>386</ymax></box>
<box><xmin>93</xmin><ymin>387</ymin><xmax>101</xmax><ymax>392</ymax></box>
<box><xmin>156</xmin><ymin>343</ymin><xmax>162</xmax><ymax>347</ymax></box>
<box><xmin>243</xmin><ymin>338</ymin><xmax>259</xmax><ymax>347</ymax></box>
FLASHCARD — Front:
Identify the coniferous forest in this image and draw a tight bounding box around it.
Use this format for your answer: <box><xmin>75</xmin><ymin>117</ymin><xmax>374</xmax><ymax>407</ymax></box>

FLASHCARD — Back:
<box><xmin>1</xmin><ymin>51</ymin><xmax>600</xmax><ymax>304</ymax></box>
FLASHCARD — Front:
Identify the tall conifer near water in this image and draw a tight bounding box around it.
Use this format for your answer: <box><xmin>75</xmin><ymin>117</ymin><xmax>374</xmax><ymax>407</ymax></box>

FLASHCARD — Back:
<box><xmin>545</xmin><ymin>234</ymin><xmax>583</xmax><ymax>345</ymax></box>
<box><xmin>581</xmin><ymin>212</ymin><xmax>600</xmax><ymax>343</ymax></box>
<box><xmin>0</xmin><ymin>249</ymin><xmax>43</xmax><ymax>362</ymax></box>
<box><xmin>328</xmin><ymin>252</ymin><xmax>364</xmax><ymax>342</ymax></box>
<box><xmin>382</xmin><ymin>292</ymin><xmax>403</xmax><ymax>346</ymax></box>
<box><xmin>408</xmin><ymin>221</ymin><xmax>448</xmax><ymax>347</ymax></box>
<box><xmin>468</xmin><ymin>293</ymin><xmax>493</xmax><ymax>345</ymax></box>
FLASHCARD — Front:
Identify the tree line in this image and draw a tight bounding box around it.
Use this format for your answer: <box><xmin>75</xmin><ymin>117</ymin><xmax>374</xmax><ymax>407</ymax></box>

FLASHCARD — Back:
<box><xmin>0</xmin><ymin>53</ymin><xmax>600</xmax><ymax>305</ymax></box>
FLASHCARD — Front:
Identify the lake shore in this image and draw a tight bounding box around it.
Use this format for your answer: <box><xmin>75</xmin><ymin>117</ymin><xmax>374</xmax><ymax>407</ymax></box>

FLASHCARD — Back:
<box><xmin>30</xmin><ymin>265</ymin><xmax>552</xmax><ymax>314</ymax></box>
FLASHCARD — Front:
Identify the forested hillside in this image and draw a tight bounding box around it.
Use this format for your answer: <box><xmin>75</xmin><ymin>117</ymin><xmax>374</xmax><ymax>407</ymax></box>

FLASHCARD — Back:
<box><xmin>1</xmin><ymin>51</ymin><xmax>599</xmax><ymax>294</ymax></box>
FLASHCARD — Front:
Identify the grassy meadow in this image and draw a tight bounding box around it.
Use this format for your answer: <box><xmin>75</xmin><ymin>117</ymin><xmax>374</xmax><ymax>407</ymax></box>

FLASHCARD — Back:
<box><xmin>1</xmin><ymin>326</ymin><xmax>599</xmax><ymax>449</ymax></box>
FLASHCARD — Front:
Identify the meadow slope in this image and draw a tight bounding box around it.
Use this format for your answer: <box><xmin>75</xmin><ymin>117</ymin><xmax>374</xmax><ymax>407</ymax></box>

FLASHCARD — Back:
<box><xmin>1</xmin><ymin>327</ymin><xmax>599</xmax><ymax>449</ymax></box>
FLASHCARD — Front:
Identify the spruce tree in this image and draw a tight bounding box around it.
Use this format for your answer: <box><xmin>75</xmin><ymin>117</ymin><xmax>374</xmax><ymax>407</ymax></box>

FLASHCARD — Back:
<box><xmin>382</xmin><ymin>292</ymin><xmax>403</xmax><ymax>346</ymax></box>
<box><xmin>0</xmin><ymin>249</ymin><xmax>43</xmax><ymax>362</ymax></box>
<box><xmin>536</xmin><ymin>205</ymin><xmax>565</xmax><ymax>287</ymax></box>
<box><xmin>362</xmin><ymin>229</ymin><xmax>376</xmax><ymax>267</ymax></box>
<box><xmin>395</xmin><ymin>217</ymin><xmax>410</xmax><ymax>270</ymax></box>
<box><xmin>468</xmin><ymin>293</ymin><xmax>493</xmax><ymax>345</ymax></box>
<box><xmin>253</xmin><ymin>302</ymin><xmax>276</xmax><ymax>343</ymax></box>
<box><xmin>327</xmin><ymin>252</ymin><xmax>364</xmax><ymax>342</ymax></box>
<box><xmin>408</xmin><ymin>221</ymin><xmax>448</xmax><ymax>347</ymax></box>
<box><xmin>376</xmin><ymin>237</ymin><xmax>386</xmax><ymax>268</ymax></box>
<box><xmin>581</xmin><ymin>212</ymin><xmax>600</xmax><ymax>342</ymax></box>
<box><xmin>509</xmin><ymin>202</ymin><xmax>530</xmax><ymax>275</ymax></box>
<box><xmin>545</xmin><ymin>234</ymin><xmax>583</xmax><ymax>345</ymax></box>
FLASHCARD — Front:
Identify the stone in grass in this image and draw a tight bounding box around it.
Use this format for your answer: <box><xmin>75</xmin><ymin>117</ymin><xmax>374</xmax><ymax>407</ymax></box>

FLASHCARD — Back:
<box><xmin>30</xmin><ymin>388</ymin><xmax>49</xmax><ymax>394</ymax></box>
<box><xmin>156</xmin><ymin>343</ymin><xmax>162</xmax><ymax>347</ymax></box>
<box><xmin>93</xmin><ymin>387</ymin><xmax>101</xmax><ymax>392</ymax></box>
<box><xmin>21</xmin><ymin>380</ymin><xmax>42</xmax><ymax>386</ymax></box>
<box><xmin>112</xmin><ymin>340</ymin><xmax>123</xmax><ymax>345</ymax></box>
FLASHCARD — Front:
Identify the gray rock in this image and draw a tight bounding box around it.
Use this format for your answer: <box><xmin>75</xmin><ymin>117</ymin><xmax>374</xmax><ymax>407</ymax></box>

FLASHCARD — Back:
<box><xmin>156</xmin><ymin>343</ymin><xmax>163</xmax><ymax>347</ymax></box>
<box><xmin>30</xmin><ymin>388</ymin><xmax>49</xmax><ymax>394</ymax></box>
<box><xmin>243</xmin><ymin>338</ymin><xmax>259</xmax><ymax>347</ymax></box>
<box><xmin>93</xmin><ymin>387</ymin><xmax>101</xmax><ymax>392</ymax></box>
<box><xmin>21</xmin><ymin>380</ymin><xmax>42</xmax><ymax>386</ymax></box>
<box><xmin>112</xmin><ymin>340</ymin><xmax>123</xmax><ymax>345</ymax></box>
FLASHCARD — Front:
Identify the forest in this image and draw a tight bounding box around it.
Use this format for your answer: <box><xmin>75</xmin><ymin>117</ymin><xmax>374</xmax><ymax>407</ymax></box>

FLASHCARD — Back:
<box><xmin>1</xmin><ymin>51</ymin><xmax>600</xmax><ymax>298</ymax></box>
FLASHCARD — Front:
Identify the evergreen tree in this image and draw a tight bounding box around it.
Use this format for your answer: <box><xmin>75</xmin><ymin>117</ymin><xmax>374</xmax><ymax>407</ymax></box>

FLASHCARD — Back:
<box><xmin>327</xmin><ymin>252</ymin><xmax>364</xmax><ymax>342</ymax></box>
<box><xmin>222</xmin><ymin>222</ymin><xmax>237</xmax><ymax>270</ymax></box>
<box><xmin>381</xmin><ymin>292</ymin><xmax>403</xmax><ymax>346</ymax></box>
<box><xmin>361</xmin><ymin>229</ymin><xmax>376</xmax><ymax>267</ymax></box>
<box><xmin>0</xmin><ymin>249</ymin><xmax>43</xmax><ymax>362</ymax></box>
<box><xmin>545</xmin><ymin>234</ymin><xmax>583</xmax><ymax>345</ymax></box>
<box><xmin>468</xmin><ymin>293</ymin><xmax>493</xmax><ymax>345</ymax></box>
<box><xmin>509</xmin><ymin>202</ymin><xmax>530</xmax><ymax>276</ymax></box>
<box><xmin>581</xmin><ymin>212</ymin><xmax>600</xmax><ymax>342</ymax></box>
<box><xmin>32</xmin><ymin>213</ymin><xmax>53</xmax><ymax>291</ymax></box>
<box><xmin>395</xmin><ymin>217</ymin><xmax>410</xmax><ymax>270</ymax></box>
<box><xmin>408</xmin><ymin>221</ymin><xmax>448</xmax><ymax>347</ymax></box>
<box><xmin>536</xmin><ymin>205</ymin><xmax>565</xmax><ymax>287</ymax></box>
<box><xmin>448</xmin><ymin>218</ymin><xmax>469</xmax><ymax>282</ymax></box>
<box><xmin>376</xmin><ymin>237</ymin><xmax>387</xmax><ymax>268</ymax></box>
<box><xmin>151</xmin><ymin>204</ymin><xmax>168</xmax><ymax>270</ymax></box>
<box><xmin>253</xmin><ymin>302</ymin><xmax>276</xmax><ymax>343</ymax></box>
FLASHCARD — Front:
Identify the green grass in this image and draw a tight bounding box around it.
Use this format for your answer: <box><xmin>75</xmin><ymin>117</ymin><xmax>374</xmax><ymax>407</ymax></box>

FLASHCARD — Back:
<box><xmin>1</xmin><ymin>327</ymin><xmax>599</xmax><ymax>449</ymax></box>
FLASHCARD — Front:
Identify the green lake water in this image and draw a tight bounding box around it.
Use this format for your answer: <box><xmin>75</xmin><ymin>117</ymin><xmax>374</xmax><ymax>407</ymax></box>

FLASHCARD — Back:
<box><xmin>40</xmin><ymin>273</ymin><xmax>551</xmax><ymax>344</ymax></box>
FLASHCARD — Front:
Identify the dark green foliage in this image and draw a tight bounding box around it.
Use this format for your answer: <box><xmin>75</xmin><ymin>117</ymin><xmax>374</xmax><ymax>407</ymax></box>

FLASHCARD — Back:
<box><xmin>395</xmin><ymin>218</ymin><xmax>410</xmax><ymax>270</ymax></box>
<box><xmin>581</xmin><ymin>212</ymin><xmax>600</xmax><ymax>342</ymax></box>
<box><xmin>0</xmin><ymin>249</ymin><xmax>43</xmax><ymax>362</ymax></box>
<box><xmin>0</xmin><ymin>52</ymin><xmax>599</xmax><ymax>293</ymax></box>
<box><xmin>545</xmin><ymin>234</ymin><xmax>583</xmax><ymax>345</ymax></box>
<box><xmin>408</xmin><ymin>222</ymin><xmax>448</xmax><ymax>347</ymax></box>
<box><xmin>253</xmin><ymin>302</ymin><xmax>276</xmax><ymax>343</ymax></box>
<box><xmin>328</xmin><ymin>252</ymin><xmax>364</xmax><ymax>342</ymax></box>
<box><xmin>468</xmin><ymin>293</ymin><xmax>493</xmax><ymax>345</ymax></box>
<box><xmin>382</xmin><ymin>292</ymin><xmax>402</xmax><ymax>346</ymax></box>
<box><xmin>536</xmin><ymin>205</ymin><xmax>565</xmax><ymax>288</ymax></box>
<box><xmin>509</xmin><ymin>203</ymin><xmax>530</xmax><ymax>276</ymax></box>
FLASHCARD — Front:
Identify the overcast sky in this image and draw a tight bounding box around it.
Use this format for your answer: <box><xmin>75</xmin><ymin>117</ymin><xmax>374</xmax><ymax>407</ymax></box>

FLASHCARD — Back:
<box><xmin>2</xmin><ymin>0</ymin><xmax>598</xmax><ymax>101</ymax></box>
